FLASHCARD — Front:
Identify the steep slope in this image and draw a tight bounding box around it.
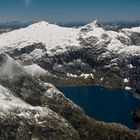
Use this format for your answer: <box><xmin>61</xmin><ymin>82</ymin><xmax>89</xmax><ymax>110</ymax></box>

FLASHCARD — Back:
<box><xmin>0</xmin><ymin>21</ymin><xmax>79</xmax><ymax>55</ymax></box>
<box><xmin>0</xmin><ymin>20</ymin><xmax>138</xmax><ymax>56</ymax></box>
<box><xmin>0</xmin><ymin>20</ymin><xmax>140</xmax><ymax>93</ymax></box>
<box><xmin>0</xmin><ymin>53</ymin><xmax>139</xmax><ymax>140</ymax></box>
<box><xmin>0</xmin><ymin>85</ymin><xmax>80</xmax><ymax>140</ymax></box>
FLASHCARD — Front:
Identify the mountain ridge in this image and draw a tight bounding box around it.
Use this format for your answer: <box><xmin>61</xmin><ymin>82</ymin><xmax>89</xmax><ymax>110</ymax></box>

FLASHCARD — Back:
<box><xmin>0</xmin><ymin>20</ymin><xmax>140</xmax><ymax>93</ymax></box>
<box><xmin>0</xmin><ymin>52</ymin><xmax>139</xmax><ymax>140</ymax></box>
<box><xmin>0</xmin><ymin>20</ymin><xmax>140</xmax><ymax>139</ymax></box>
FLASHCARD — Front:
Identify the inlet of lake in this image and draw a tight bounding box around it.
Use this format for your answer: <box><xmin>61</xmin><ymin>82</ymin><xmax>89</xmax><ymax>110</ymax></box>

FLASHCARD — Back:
<box><xmin>58</xmin><ymin>86</ymin><xmax>140</xmax><ymax>129</ymax></box>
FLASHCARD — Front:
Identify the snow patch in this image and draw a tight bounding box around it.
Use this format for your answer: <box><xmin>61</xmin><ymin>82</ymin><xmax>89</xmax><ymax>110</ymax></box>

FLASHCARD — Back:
<box><xmin>67</xmin><ymin>73</ymin><xmax>78</xmax><ymax>78</ymax></box>
<box><xmin>127</xmin><ymin>64</ymin><xmax>134</xmax><ymax>69</ymax></box>
<box><xmin>125</xmin><ymin>87</ymin><xmax>132</xmax><ymax>90</ymax></box>
<box><xmin>124</xmin><ymin>78</ymin><xmax>129</xmax><ymax>83</ymax></box>
<box><xmin>80</xmin><ymin>73</ymin><xmax>94</xmax><ymax>79</ymax></box>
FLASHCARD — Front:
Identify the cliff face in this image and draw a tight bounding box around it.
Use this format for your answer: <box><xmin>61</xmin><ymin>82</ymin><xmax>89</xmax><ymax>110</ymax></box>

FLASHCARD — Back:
<box><xmin>0</xmin><ymin>53</ymin><xmax>139</xmax><ymax>140</ymax></box>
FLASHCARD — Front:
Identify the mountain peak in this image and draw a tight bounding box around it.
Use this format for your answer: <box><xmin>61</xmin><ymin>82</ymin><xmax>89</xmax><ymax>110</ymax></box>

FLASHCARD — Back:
<box><xmin>80</xmin><ymin>20</ymin><xmax>102</xmax><ymax>32</ymax></box>
<box><xmin>38</xmin><ymin>21</ymin><xmax>49</xmax><ymax>25</ymax></box>
<box><xmin>86</xmin><ymin>20</ymin><xmax>101</xmax><ymax>28</ymax></box>
<box><xmin>28</xmin><ymin>21</ymin><xmax>49</xmax><ymax>28</ymax></box>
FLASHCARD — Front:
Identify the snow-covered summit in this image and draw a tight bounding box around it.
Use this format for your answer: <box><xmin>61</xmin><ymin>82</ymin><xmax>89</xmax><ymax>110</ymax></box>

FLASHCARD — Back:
<box><xmin>0</xmin><ymin>20</ymin><xmax>80</xmax><ymax>55</ymax></box>
<box><xmin>85</xmin><ymin>20</ymin><xmax>102</xmax><ymax>28</ymax></box>
<box><xmin>29</xmin><ymin>21</ymin><xmax>49</xmax><ymax>27</ymax></box>
<box><xmin>0</xmin><ymin>20</ymin><xmax>140</xmax><ymax>57</ymax></box>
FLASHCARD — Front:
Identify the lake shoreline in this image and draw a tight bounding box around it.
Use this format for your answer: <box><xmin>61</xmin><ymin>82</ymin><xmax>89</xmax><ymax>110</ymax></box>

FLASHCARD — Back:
<box><xmin>58</xmin><ymin>85</ymin><xmax>140</xmax><ymax>129</ymax></box>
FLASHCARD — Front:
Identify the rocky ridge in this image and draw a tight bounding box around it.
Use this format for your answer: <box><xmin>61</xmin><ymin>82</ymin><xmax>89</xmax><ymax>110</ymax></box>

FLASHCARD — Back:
<box><xmin>0</xmin><ymin>20</ymin><xmax>140</xmax><ymax>139</ymax></box>
<box><xmin>0</xmin><ymin>20</ymin><xmax>140</xmax><ymax>93</ymax></box>
<box><xmin>0</xmin><ymin>53</ymin><xmax>139</xmax><ymax>139</ymax></box>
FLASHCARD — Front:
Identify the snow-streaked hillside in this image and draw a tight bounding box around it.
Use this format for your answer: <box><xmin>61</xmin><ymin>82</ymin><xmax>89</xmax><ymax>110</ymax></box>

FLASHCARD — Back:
<box><xmin>0</xmin><ymin>84</ymin><xmax>31</xmax><ymax>109</ymax></box>
<box><xmin>0</xmin><ymin>20</ymin><xmax>140</xmax><ymax>93</ymax></box>
<box><xmin>24</xmin><ymin>64</ymin><xmax>51</xmax><ymax>76</ymax></box>
<box><xmin>0</xmin><ymin>53</ymin><xmax>137</xmax><ymax>139</ymax></box>
<box><xmin>0</xmin><ymin>20</ymin><xmax>140</xmax><ymax>56</ymax></box>
<box><xmin>0</xmin><ymin>21</ymin><xmax>80</xmax><ymax>55</ymax></box>
<box><xmin>0</xmin><ymin>21</ymin><xmax>140</xmax><ymax>139</ymax></box>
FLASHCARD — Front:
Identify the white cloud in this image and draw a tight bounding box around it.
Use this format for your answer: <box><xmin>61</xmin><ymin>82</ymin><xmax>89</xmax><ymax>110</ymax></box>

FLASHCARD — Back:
<box><xmin>23</xmin><ymin>0</ymin><xmax>32</xmax><ymax>7</ymax></box>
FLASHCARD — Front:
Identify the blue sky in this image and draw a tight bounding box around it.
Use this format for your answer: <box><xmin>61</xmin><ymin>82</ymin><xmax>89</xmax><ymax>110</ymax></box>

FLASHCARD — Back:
<box><xmin>0</xmin><ymin>0</ymin><xmax>140</xmax><ymax>22</ymax></box>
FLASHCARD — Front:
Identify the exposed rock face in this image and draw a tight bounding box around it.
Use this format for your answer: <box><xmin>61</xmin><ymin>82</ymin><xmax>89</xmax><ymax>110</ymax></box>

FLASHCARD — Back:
<box><xmin>0</xmin><ymin>21</ymin><xmax>140</xmax><ymax>94</ymax></box>
<box><xmin>133</xmin><ymin>108</ymin><xmax>140</xmax><ymax>130</ymax></box>
<box><xmin>0</xmin><ymin>53</ymin><xmax>139</xmax><ymax>140</ymax></box>
<box><xmin>0</xmin><ymin>107</ymin><xmax>79</xmax><ymax>140</ymax></box>
<box><xmin>0</xmin><ymin>53</ymin><xmax>79</xmax><ymax>140</ymax></box>
<box><xmin>0</xmin><ymin>20</ymin><xmax>140</xmax><ymax>139</ymax></box>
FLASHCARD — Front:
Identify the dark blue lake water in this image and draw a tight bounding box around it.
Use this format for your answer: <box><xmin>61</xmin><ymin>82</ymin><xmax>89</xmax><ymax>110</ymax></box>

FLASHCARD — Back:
<box><xmin>58</xmin><ymin>86</ymin><xmax>140</xmax><ymax>129</ymax></box>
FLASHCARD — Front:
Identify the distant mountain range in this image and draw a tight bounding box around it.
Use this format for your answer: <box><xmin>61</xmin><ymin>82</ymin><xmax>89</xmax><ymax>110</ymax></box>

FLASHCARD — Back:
<box><xmin>0</xmin><ymin>20</ymin><xmax>140</xmax><ymax>31</ymax></box>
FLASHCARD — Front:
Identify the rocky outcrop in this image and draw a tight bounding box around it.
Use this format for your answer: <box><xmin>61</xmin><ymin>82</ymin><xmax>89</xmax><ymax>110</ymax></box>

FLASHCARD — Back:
<box><xmin>133</xmin><ymin>108</ymin><xmax>140</xmax><ymax>130</ymax></box>
<box><xmin>0</xmin><ymin>53</ymin><xmax>139</xmax><ymax>140</ymax></box>
<box><xmin>0</xmin><ymin>107</ymin><xmax>79</xmax><ymax>140</ymax></box>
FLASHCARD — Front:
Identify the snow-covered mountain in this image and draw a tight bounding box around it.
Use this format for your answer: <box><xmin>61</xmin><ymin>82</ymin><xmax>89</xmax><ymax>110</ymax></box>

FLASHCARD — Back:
<box><xmin>0</xmin><ymin>20</ymin><xmax>140</xmax><ymax>93</ymax></box>
<box><xmin>0</xmin><ymin>20</ymin><xmax>140</xmax><ymax>55</ymax></box>
<box><xmin>0</xmin><ymin>21</ymin><xmax>79</xmax><ymax>55</ymax></box>
<box><xmin>0</xmin><ymin>21</ymin><xmax>140</xmax><ymax>139</ymax></box>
